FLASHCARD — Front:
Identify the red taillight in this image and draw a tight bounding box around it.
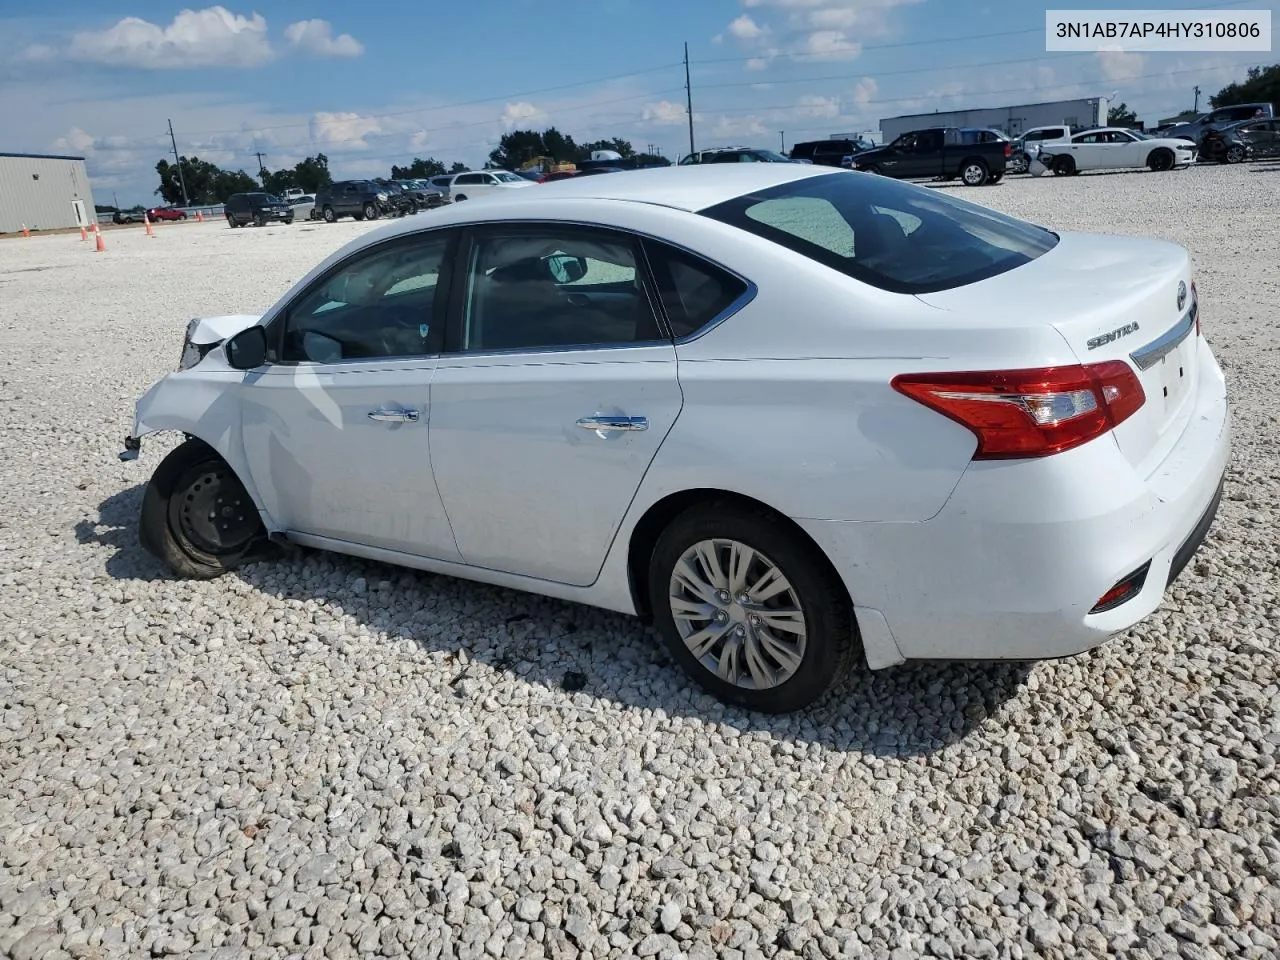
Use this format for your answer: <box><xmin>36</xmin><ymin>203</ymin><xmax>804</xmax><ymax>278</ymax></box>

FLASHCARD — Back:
<box><xmin>1004</xmin><ymin>143</ymin><xmax>1013</xmax><ymax>157</ymax></box>
<box><xmin>891</xmin><ymin>362</ymin><xmax>1145</xmax><ymax>460</ymax></box>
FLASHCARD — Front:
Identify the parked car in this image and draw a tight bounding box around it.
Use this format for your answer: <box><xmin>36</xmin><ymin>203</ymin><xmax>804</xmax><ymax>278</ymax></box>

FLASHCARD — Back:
<box><xmin>393</xmin><ymin>180</ymin><xmax>447</xmax><ymax>210</ymax></box>
<box><xmin>120</xmin><ymin>164</ymin><xmax>1229</xmax><ymax>714</ymax></box>
<box><xmin>1008</xmin><ymin>125</ymin><xmax>1074</xmax><ymax>174</ymax></box>
<box><xmin>849</xmin><ymin>126</ymin><xmax>1010</xmax><ymax>185</ymax></box>
<box><xmin>704</xmin><ymin>148</ymin><xmax>796</xmax><ymax>164</ymax></box>
<box><xmin>111</xmin><ymin>210</ymin><xmax>143</xmax><ymax>225</ymax></box>
<box><xmin>678</xmin><ymin>146</ymin><xmax>753</xmax><ymax>165</ymax></box>
<box><xmin>428</xmin><ymin>175</ymin><xmax>456</xmax><ymax>199</ymax></box>
<box><xmin>1037</xmin><ymin>128</ymin><xmax>1197</xmax><ymax>175</ymax></box>
<box><xmin>1232</xmin><ymin>117</ymin><xmax>1280</xmax><ymax>160</ymax></box>
<box><xmin>789</xmin><ymin>138</ymin><xmax>875</xmax><ymax>167</ymax></box>
<box><xmin>288</xmin><ymin>194</ymin><xmax>317</xmax><ymax>220</ymax></box>
<box><xmin>223</xmin><ymin>192</ymin><xmax>293</xmax><ymax>228</ymax></box>
<box><xmin>373</xmin><ymin>180</ymin><xmax>416</xmax><ymax>217</ymax></box>
<box><xmin>447</xmin><ymin>169</ymin><xmax>536</xmax><ymax>202</ymax></box>
<box><xmin>1167</xmin><ymin>102</ymin><xmax>1274</xmax><ymax>142</ymax></box>
<box><xmin>147</xmin><ymin>206</ymin><xmax>188</xmax><ymax>222</ymax></box>
<box><xmin>313</xmin><ymin>181</ymin><xmax>396</xmax><ymax>222</ymax></box>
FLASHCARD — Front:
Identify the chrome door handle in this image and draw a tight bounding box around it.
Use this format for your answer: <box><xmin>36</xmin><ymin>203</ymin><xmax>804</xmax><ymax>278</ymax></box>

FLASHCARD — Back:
<box><xmin>368</xmin><ymin>408</ymin><xmax>419</xmax><ymax>423</ymax></box>
<box><xmin>576</xmin><ymin>415</ymin><xmax>648</xmax><ymax>433</ymax></box>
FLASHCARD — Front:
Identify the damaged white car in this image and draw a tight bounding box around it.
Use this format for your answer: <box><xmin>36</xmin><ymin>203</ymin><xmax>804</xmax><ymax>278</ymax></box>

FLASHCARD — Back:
<box><xmin>122</xmin><ymin>164</ymin><xmax>1230</xmax><ymax>713</ymax></box>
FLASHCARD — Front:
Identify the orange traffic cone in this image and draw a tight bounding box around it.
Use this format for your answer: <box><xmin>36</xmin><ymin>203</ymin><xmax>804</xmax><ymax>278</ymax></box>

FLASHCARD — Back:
<box><xmin>95</xmin><ymin>226</ymin><xmax>106</xmax><ymax>253</ymax></box>
<box><xmin>144</xmin><ymin>213</ymin><xmax>155</xmax><ymax>237</ymax></box>
<box><xmin>21</xmin><ymin>223</ymin><xmax>30</xmax><ymax>238</ymax></box>
<box><xmin>80</xmin><ymin>225</ymin><xmax>88</xmax><ymax>241</ymax></box>
<box><xmin>195</xmin><ymin>211</ymin><xmax>204</xmax><ymax>223</ymax></box>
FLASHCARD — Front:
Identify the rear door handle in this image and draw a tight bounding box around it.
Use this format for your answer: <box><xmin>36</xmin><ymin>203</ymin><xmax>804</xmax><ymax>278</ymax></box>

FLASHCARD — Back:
<box><xmin>368</xmin><ymin>407</ymin><xmax>419</xmax><ymax>423</ymax></box>
<box><xmin>576</xmin><ymin>415</ymin><xmax>648</xmax><ymax>434</ymax></box>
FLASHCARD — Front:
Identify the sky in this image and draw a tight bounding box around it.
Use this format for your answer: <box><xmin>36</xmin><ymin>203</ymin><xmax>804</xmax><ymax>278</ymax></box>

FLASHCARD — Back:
<box><xmin>2</xmin><ymin>1</ymin><xmax>1275</xmax><ymax>205</ymax></box>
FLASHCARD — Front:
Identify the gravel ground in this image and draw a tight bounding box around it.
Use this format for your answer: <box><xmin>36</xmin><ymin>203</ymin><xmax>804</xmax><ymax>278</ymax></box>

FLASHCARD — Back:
<box><xmin>2</xmin><ymin>163</ymin><xmax>1279</xmax><ymax>960</ymax></box>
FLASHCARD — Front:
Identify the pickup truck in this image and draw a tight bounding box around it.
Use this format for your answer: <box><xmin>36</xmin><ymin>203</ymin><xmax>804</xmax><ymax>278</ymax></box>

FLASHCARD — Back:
<box><xmin>848</xmin><ymin>127</ymin><xmax>1010</xmax><ymax>186</ymax></box>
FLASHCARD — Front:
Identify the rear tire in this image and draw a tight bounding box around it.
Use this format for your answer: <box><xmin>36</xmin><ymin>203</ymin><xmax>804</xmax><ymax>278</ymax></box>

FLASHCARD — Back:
<box><xmin>960</xmin><ymin>160</ymin><xmax>989</xmax><ymax>186</ymax></box>
<box><xmin>139</xmin><ymin>440</ymin><xmax>268</xmax><ymax>580</ymax></box>
<box><xmin>1052</xmin><ymin>156</ymin><xmax>1076</xmax><ymax>176</ymax></box>
<box><xmin>226</xmin><ymin>214</ymin><xmax>237</xmax><ymax>228</ymax></box>
<box><xmin>454</xmin><ymin>194</ymin><xmax>468</xmax><ymax>201</ymax></box>
<box><xmin>647</xmin><ymin>502</ymin><xmax>859</xmax><ymax>713</ymax></box>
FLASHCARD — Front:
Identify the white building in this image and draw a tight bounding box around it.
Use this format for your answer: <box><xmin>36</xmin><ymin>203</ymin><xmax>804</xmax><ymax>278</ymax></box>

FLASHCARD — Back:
<box><xmin>0</xmin><ymin>152</ymin><xmax>97</xmax><ymax>235</ymax></box>
<box><xmin>879</xmin><ymin>97</ymin><xmax>1111</xmax><ymax>142</ymax></box>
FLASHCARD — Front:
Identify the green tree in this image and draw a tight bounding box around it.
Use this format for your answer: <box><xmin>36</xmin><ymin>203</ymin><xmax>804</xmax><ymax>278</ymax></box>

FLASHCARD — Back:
<box><xmin>448</xmin><ymin>161</ymin><xmax>468</xmax><ymax>173</ymax></box>
<box><xmin>579</xmin><ymin>137</ymin><xmax>635</xmax><ymax>160</ymax></box>
<box><xmin>1107</xmin><ymin>102</ymin><xmax>1139</xmax><ymax>127</ymax></box>
<box><xmin>391</xmin><ymin>157</ymin><xmax>448</xmax><ymax>178</ymax></box>
<box><xmin>261</xmin><ymin>168</ymin><xmax>299</xmax><ymax>195</ymax></box>
<box><xmin>294</xmin><ymin>154</ymin><xmax>332</xmax><ymax>192</ymax></box>
<box><xmin>1209</xmin><ymin>64</ymin><xmax>1280</xmax><ymax>109</ymax></box>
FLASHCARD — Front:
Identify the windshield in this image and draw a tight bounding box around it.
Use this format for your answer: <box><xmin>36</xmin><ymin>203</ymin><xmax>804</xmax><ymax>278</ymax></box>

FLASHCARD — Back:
<box><xmin>264</xmin><ymin>195</ymin><xmax>283</xmax><ymax>203</ymax></box>
<box><xmin>701</xmin><ymin>172</ymin><xmax>1058</xmax><ymax>294</ymax></box>
<box><xmin>493</xmin><ymin>171</ymin><xmax>524</xmax><ymax>182</ymax></box>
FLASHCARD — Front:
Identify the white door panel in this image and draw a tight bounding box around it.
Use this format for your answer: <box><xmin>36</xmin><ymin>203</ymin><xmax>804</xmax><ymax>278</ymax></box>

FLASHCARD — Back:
<box><xmin>430</xmin><ymin>346</ymin><xmax>682</xmax><ymax>585</ymax></box>
<box><xmin>241</xmin><ymin>360</ymin><xmax>462</xmax><ymax>560</ymax></box>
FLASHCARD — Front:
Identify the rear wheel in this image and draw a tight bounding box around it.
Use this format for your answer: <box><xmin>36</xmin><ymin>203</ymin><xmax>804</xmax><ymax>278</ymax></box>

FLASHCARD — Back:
<box><xmin>139</xmin><ymin>440</ymin><xmax>267</xmax><ymax>579</ymax></box>
<box><xmin>960</xmin><ymin>160</ymin><xmax>989</xmax><ymax>186</ymax></box>
<box><xmin>648</xmin><ymin>502</ymin><xmax>858</xmax><ymax>713</ymax></box>
<box><xmin>454</xmin><ymin>193</ymin><xmax>468</xmax><ymax>201</ymax></box>
<box><xmin>1148</xmin><ymin>149</ymin><xmax>1174</xmax><ymax>171</ymax></box>
<box><xmin>225</xmin><ymin>213</ymin><xmax>237</xmax><ymax>228</ymax></box>
<box><xmin>1052</xmin><ymin>156</ymin><xmax>1076</xmax><ymax>176</ymax></box>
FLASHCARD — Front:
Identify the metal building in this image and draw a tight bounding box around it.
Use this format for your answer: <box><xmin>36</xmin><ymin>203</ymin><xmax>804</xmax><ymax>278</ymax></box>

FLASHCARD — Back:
<box><xmin>0</xmin><ymin>152</ymin><xmax>97</xmax><ymax>234</ymax></box>
<box><xmin>879</xmin><ymin>97</ymin><xmax>1111</xmax><ymax>142</ymax></box>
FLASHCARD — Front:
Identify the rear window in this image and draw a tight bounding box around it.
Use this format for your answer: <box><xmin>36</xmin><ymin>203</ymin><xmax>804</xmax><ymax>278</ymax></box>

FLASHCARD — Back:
<box><xmin>700</xmin><ymin>172</ymin><xmax>1059</xmax><ymax>294</ymax></box>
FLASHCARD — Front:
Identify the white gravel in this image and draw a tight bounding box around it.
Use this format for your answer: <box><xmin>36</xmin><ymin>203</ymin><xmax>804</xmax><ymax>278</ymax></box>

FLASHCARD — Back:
<box><xmin>2</xmin><ymin>164</ymin><xmax>1279</xmax><ymax>960</ymax></box>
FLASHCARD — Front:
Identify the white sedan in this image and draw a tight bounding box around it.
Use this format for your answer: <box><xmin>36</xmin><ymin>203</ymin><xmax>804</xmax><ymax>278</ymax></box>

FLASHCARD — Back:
<box><xmin>1039</xmin><ymin>127</ymin><xmax>1198</xmax><ymax>175</ymax></box>
<box><xmin>288</xmin><ymin>194</ymin><xmax>317</xmax><ymax>220</ymax></box>
<box><xmin>120</xmin><ymin>165</ymin><xmax>1230</xmax><ymax>713</ymax></box>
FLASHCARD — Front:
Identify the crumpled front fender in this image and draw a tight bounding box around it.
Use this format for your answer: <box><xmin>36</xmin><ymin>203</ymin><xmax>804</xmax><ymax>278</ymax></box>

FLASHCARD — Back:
<box><xmin>126</xmin><ymin>371</ymin><xmax>276</xmax><ymax>531</ymax></box>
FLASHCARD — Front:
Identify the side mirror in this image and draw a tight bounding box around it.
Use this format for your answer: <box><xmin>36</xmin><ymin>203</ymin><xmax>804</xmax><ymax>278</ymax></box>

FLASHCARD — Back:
<box><xmin>226</xmin><ymin>325</ymin><xmax>268</xmax><ymax>370</ymax></box>
<box><xmin>546</xmin><ymin>254</ymin><xmax>587</xmax><ymax>283</ymax></box>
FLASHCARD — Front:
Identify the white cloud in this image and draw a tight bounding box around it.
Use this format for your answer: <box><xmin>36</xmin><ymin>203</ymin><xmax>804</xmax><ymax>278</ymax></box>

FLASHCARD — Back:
<box><xmin>1097</xmin><ymin>50</ymin><xmax>1147</xmax><ymax>82</ymax></box>
<box><xmin>284</xmin><ymin>19</ymin><xmax>364</xmax><ymax>58</ymax></box>
<box><xmin>803</xmin><ymin>30</ymin><xmax>861</xmax><ymax>59</ymax></box>
<box><xmin>727</xmin><ymin>15</ymin><xmax>766</xmax><ymax>39</ymax></box>
<box><xmin>642</xmin><ymin>100</ymin><xmax>688</xmax><ymax>125</ymax></box>
<box><xmin>500</xmin><ymin>102</ymin><xmax>548</xmax><ymax>130</ymax></box>
<box><xmin>63</xmin><ymin>6</ymin><xmax>274</xmax><ymax>69</ymax></box>
<box><xmin>310</xmin><ymin>111</ymin><xmax>382</xmax><ymax>149</ymax></box>
<box><xmin>797</xmin><ymin>94</ymin><xmax>840</xmax><ymax>118</ymax></box>
<box><xmin>849</xmin><ymin>77</ymin><xmax>878</xmax><ymax>106</ymax></box>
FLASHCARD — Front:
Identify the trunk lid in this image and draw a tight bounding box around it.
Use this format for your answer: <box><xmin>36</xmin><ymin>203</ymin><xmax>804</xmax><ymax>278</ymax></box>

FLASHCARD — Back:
<box><xmin>916</xmin><ymin>231</ymin><xmax>1199</xmax><ymax>473</ymax></box>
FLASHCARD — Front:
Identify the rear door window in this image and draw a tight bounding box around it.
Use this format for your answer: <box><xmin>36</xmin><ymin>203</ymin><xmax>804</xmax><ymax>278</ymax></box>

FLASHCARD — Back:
<box><xmin>700</xmin><ymin>171</ymin><xmax>1058</xmax><ymax>294</ymax></box>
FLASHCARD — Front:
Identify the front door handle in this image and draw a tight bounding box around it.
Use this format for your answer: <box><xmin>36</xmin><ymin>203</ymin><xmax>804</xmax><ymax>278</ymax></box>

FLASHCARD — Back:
<box><xmin>368</xmin><ymin>407</ymin><xmax>419</xmax><ymax>423</ymax></box>
<box><xmin>576</xmin><ymin>415</ymin><xmax>648</xmax><ymax>434</ymax></box>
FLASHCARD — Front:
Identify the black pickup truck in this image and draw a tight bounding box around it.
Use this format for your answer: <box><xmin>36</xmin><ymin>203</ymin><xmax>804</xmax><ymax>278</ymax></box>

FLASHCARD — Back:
<box><xmin>848</xmin><ymin>127</ymin><xmax>1010</xmax><ymax>186</ymax></box>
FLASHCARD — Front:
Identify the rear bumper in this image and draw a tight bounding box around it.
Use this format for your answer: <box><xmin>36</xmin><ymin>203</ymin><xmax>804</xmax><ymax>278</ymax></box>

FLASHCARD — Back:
<box><xmin>798</xmin><ymin>341</ymin><xmax>1231</xmax><ymax>665</ymax></box>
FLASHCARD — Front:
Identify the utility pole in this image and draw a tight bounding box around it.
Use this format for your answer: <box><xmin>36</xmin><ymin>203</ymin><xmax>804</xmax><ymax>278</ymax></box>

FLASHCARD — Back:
<box><xmin>780</xmin><ymin>131</ymin><xmax>785</xmax><ymax>152</ymax></box>
<box><xmin>254</xmin><ymin>150</ymin><xmax>268</xmax><ymax>181</ymax></box>
<box><xmin>1193</xmin><ymin>85</ymin><xmax>1201</xmax><ymax>112</ymax></box>
<box><xmin>167</xmin><ymin>119</ymin><xmax>189</xmax><ymax>207</ymax></box>
<box><xmin>684</xmin><ymin>42</ymin><xmax>695</xmax><ymax>158</ymax></box>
